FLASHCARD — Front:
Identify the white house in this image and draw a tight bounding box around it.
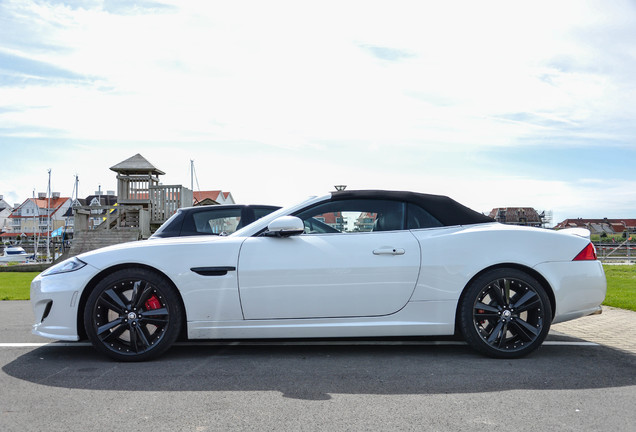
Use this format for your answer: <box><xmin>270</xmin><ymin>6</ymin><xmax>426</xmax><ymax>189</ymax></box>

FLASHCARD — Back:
<box><xmin>0</xmin><ymin>195</ymin><xmax>13</xmax><ymax>234</ymax></box>
<box><xmin>4</xmin><ymin>193</ymin><xmax>72</xmax><ymax>241</ymax></box>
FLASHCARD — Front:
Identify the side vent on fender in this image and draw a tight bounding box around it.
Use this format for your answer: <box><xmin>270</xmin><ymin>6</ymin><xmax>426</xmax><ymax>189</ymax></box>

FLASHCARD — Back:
<box><xmin>41</xmin><ymin>300</ymin><xmax>53</xmax><ymax>323</ymax></box>
<box><xmin>191</xmin><ymin>266</ymin><xmax>236</xmax><ymax>276</ymax></box>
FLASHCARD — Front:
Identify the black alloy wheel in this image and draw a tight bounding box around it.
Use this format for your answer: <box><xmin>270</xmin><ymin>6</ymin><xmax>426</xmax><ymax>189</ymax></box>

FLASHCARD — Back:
<box><xmin>459</xmin><ymin>268</ymin><xmax>552</xmax><ymax>358</ymax></box>
<box><xmin>84</xmin><ymin>269</ymin><xmax>182</xmax><ymax>361</ymax></box>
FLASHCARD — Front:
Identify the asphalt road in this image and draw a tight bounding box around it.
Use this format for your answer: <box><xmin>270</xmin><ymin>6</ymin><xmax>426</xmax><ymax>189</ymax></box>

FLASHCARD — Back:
<box><xmin>1</xmin><ymin>301</ymin><xmax>635</xmax><ymax>431</ymax></box>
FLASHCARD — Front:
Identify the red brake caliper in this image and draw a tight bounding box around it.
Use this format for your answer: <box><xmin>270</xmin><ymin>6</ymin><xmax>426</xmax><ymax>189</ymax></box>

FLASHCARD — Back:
<box><xmin>145</xmin><ymin>295</ymin><xmax>161</xmax><ymax>310</ymax></box>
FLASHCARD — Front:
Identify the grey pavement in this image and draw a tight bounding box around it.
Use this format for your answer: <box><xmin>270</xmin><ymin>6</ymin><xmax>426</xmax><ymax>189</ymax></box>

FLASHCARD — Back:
<box><xmin>551</xmin><ymin>306</ymin><xmax>636</xmax><ymax>354</ymax></box>
<box><xmin>1</xmin><ymin>300</ymin><xmax>636</xmax><ymax>432</ymax></box>
<box><xmin>0</xmin><ymin>301</ymin><xmax>50</xmax><ymax>343</ymax></box>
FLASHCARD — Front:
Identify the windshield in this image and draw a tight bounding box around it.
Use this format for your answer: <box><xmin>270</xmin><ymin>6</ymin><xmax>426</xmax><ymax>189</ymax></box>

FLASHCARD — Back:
<box><xmin>230</xmin><ymin>196</ymin><xmax>322</xmax><ymax>237</ymax></box>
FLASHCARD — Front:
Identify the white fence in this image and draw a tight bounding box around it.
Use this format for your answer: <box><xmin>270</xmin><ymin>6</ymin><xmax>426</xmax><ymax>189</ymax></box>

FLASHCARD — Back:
<box><xmin>595</xmin><ymin>242</ymin><xmax>636</xmax><ymax>264</ymax></box>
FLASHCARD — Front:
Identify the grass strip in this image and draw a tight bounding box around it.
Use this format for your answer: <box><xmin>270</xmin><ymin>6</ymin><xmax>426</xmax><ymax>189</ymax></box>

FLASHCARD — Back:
<box><xmin>603</xmin><ymin>265</ymin><xmax>636</xmax><ymax>311</ymax></box>
<box><xmin>0</xmin><ymin>272</ymin><xmax>39</xmax><ymax>300</ymax></box>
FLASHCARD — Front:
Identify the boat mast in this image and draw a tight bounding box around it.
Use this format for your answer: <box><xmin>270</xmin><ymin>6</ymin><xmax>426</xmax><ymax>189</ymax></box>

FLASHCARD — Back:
<box><xmin>32</xmin><ymin>189</ymin><xmax>37</xmax><ymax>257</ymax></box>
<box><xmin>46</xmin><ymin>169</ymin><xmax>51</xmax><ymax>262</ymax></box>
<box><xmin>65</xmin><ymin>174</ymin><xmax>79</xmax><ymax>250</ymax></box>
<box><xmin>190</xmin><ymin>159</ymin><xmax>200</xmax><ymax>203</ymax></box>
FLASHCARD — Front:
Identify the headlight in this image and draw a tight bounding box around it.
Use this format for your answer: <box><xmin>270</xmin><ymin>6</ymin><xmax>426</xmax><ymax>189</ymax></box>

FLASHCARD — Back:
<box><xmin>41</xmin><ymin>257</ymin><xmax>87</xmax><ymax>277</ymax></box>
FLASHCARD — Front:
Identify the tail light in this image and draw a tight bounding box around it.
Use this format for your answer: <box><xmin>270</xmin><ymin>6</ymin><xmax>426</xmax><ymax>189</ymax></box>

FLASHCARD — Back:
<box><xmin>573</xmin><ymin>242</ymin><xmax>597</xmax><ymax>261</ymax></box>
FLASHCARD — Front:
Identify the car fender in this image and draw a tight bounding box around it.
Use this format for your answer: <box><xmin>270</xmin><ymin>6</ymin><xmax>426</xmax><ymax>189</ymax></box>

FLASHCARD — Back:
<box><xmin>409</xmin><ymin>223</ymin><xmax>591</xmax><ymax>303</ymax></box>
<box><xmin>78</xmin><ymin>236</ymin><xmax>246</xmax><ymax>322</ymax></box>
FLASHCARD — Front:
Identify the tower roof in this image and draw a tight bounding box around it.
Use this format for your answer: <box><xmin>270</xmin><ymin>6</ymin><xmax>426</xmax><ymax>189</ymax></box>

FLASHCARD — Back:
<box><xmin>109</xmin><ymin>153</ymin><xmax>165</xmax><ymax>175</ymax></box>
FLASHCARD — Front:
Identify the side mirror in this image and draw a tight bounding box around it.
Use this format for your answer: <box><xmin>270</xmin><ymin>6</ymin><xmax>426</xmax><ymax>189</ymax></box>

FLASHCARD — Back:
<box><xmin>264</xmin><ymin>216</ymin><xmax>304</xmax><ymax>237</ymax></box>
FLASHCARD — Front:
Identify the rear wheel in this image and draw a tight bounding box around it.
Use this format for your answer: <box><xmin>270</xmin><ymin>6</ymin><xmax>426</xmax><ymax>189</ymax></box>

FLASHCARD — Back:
<box><xmin>459</xmin><ymin>268</ymin><xmax>552</xmax><ymax>358</ymax></box>
<box><xmin>84</xmin><ymin>269</ymin><xmax>182</xmax><ymax>361</ymax></box>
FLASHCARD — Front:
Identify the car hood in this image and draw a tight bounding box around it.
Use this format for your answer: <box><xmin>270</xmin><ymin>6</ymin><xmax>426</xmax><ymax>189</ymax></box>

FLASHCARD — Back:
<box><xmin>77</xmin><ymin>234</ymin><xmax>244</xmax><ymax>271</ymax></box>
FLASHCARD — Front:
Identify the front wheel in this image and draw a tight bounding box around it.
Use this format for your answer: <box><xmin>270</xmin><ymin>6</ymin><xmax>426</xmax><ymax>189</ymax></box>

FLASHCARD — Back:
<box><xmin>84</xmin><ymin>269</ymin><xmax>183</xmax><ymax>361</ymax></box>
<box><xmin>459</xmin><ymin>268</ymin><xmax>552</xmax><ymax>358</ymax></box>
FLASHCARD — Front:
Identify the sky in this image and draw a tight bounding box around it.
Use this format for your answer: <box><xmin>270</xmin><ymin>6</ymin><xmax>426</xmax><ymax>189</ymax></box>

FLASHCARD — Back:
<box><xmin>1</xmin><ymin>0</ymin><xmax>636</xmax><ymax>226</ymax></box>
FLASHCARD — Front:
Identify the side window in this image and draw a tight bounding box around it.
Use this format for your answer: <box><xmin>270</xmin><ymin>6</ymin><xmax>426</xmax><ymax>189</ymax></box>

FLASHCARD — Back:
<box><xmin>152</xmin><ymin>210</ymin><xmax>184</xmax><ymax>237</ymax></box>
<box><xmin>407</xmin><ymin>203</ymin><xmax>443</xmax><ymax>229</ymax></box>
<box><xmin>295</xmin><ymin>199</ymin><xmax>405</xmax><ymax>234</ymax></box>
<box><xmin>187</xmin><ymin>209</ymin><xmax>242</xmax><ymax>235</ymax></box>
<box><xmin>253</xmin><ymin>207</ymin><xmax>278</xmax><ymax>220</ymax></box>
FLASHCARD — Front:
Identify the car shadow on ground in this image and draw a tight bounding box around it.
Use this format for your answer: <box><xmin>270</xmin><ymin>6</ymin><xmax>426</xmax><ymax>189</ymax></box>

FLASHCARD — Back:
<box><xmin>3</xmin><ymin>340</ymin><xmax>635</xmax><ymax>400</ymax></box>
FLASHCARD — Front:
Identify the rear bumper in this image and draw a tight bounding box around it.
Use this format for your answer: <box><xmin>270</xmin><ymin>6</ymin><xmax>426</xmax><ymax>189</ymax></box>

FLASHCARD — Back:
<box><xmin>534</xmin><ymin>260</ymin><xmax>606</xmax><ymax>324</ymax></box>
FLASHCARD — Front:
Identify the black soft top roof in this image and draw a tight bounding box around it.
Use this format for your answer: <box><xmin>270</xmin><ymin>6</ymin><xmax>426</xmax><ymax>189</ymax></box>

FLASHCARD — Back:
<box><xmin>331</xmin><ymin>190</ymin><xmax>494</xmax><ymax>226</ymax></box>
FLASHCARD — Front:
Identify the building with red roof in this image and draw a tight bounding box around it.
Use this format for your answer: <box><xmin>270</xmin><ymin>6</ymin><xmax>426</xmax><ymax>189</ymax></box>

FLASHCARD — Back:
<box><xmin>193</xmin><ymin>190</ymin><xmax>235</xmax><ymax>206</ymax></box>
<box><xmin>488</xmin><ymin>207</ymin><xmax>544</xmax><ymax>227</ymax></box>
<box><xmin>554</xmin><ymin>218</ymin><xmax>636</xmax><ymax>234</ymax></box>
<box><xmin>1</xmin><ymin>193</ymin><xmax>72</xmax><ymax>241</ymax></box>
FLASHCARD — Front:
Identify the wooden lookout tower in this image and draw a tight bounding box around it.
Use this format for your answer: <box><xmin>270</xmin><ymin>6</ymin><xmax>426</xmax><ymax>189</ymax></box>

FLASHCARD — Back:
<box><xmin>110</xmin><ymin>153</ymin><xmax>165</xmax><ymax>206</ymax></box>
<box><xmin>110</xmin><ymin>153</ymin><xmax>193</xmax><ymax>228</ymax></box>
<box><xmin>68</xmin><ymin>154</ymin><xmax>193</xmax><ymax>258</ymax></box>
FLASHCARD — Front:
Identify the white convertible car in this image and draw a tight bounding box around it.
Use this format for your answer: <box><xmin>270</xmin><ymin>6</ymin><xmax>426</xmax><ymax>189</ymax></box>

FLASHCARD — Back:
<box><xmin>31</xmin><ymin>190</ymin><xmax>606</xmax><ymax>361</ymax></box>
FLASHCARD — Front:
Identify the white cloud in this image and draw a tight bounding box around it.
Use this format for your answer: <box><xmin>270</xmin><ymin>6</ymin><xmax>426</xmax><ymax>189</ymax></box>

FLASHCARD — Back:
<box><xmin>3</xmin><ymin>0</ymin><xmax>633</xmax><ymax>147</ymax></box>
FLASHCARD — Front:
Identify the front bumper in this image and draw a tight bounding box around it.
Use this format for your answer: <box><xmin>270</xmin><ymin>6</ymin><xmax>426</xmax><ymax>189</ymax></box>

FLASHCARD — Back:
<box><xmin>30</xmin><ymin>267</ymin><xmax>97</xmax><ymax>341</ymax></box>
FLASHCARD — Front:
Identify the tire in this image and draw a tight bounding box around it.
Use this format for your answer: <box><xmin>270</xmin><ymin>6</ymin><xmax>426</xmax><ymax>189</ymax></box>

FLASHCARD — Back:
<box><xmin>459</xmin><ymin>268</ymin><xmax>552</xmax><ymax>358</ymax></box>
<box><xmin>83</xmin><ymin>268</ymin><xmax>183</xmax><ymax>361</ymax></box>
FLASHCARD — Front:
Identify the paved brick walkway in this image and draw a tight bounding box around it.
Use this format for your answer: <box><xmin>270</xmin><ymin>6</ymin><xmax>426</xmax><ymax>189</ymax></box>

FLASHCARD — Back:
<box><xmin>551</xmin><ymin>306</ymin><xmax>636</xmax><ymax>354</ymax></box>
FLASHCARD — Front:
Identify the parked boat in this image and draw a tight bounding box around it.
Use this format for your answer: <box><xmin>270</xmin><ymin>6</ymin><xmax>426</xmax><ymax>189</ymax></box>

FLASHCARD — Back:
<box><xmin>0</xmin><ymin>246</ymin><xmax>31</xmax><ymax>263</ymax></box>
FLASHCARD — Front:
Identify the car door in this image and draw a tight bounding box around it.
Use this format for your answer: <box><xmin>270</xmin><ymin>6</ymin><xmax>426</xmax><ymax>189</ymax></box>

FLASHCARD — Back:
<box><xmin>237</xmin><ymin>199</ymin><xmax>421</xmax><ymax>319</ymax></box>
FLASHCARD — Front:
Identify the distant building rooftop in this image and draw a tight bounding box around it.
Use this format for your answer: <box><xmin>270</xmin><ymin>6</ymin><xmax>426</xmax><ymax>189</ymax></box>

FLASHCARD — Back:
<box><xmin>193</xmin><ymin>190</ymin><xmax>235</xmax><ymax>205</ymax></box>
<box><xmin>488</xmin><ymin>207</ymin><xmax>543</xmax><ymax>227</ymax></box>
<box><xmin>555</xmin><ymin>218</ymin><xmax>636</xmax><ymax>233</ymax></box>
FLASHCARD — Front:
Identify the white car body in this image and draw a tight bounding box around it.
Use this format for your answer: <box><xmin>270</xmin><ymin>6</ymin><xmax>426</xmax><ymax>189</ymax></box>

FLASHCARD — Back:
<box><xmin>31</xmin><ymin>192</ymin><xmax>606</xmax><ymax>360</ymax></box>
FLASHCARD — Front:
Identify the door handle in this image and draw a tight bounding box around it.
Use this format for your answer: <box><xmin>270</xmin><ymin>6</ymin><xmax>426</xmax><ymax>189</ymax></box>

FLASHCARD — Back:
<box><xmin>373</xmin><ymin>248</ymin><xmax>405</xmax><ymax>255</ymax></box>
